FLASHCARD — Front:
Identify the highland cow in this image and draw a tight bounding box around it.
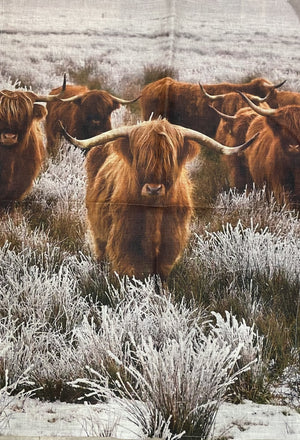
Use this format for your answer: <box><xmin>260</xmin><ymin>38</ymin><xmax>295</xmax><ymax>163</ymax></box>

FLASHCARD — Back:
<box><xmin>61</xmin><ymin>119</ymin><xmax>257</xmax><ymax>279</ymax></box>
<box><xmin>46</xmin><ymin>84</ymin><xmax>140</xmax><ymax>154</ymax></box>
<box><xmin>241</xmin><ymin>93</ymin><xmax>300</xmax><ymax>208</ymax></box>
<box><xmin>212</xmin><ymin>101</ymin><xmax>270</xmax><ymax>190</ymax></box>
<box><xmin>0</xmin><ymin>77</ymin><xmax>66</xmax><ymax>206</ymax></box>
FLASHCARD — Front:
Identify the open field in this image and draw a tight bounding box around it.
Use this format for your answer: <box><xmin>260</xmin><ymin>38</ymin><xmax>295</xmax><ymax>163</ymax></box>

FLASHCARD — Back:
<box><xmin>0</xmin><ymin>1</ymin><xmax>300</xmax><ymax>439</ymax></box>
<box><xmin>1</xmin><ymin>0</ymin><xmax>300</xmax><ymax>94</ymax></box>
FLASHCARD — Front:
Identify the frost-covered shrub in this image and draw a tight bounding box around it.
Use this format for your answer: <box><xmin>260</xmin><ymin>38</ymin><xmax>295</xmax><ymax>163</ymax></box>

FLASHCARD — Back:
<box><xmin>0</xmin><ymin>244</ymin><xmax>102</xmax><ymax>399</ymax></box>
<box><xmin>173</xmin><ymin>219</ymin><xmax>300</xmax><ymax>379</ymax></box>
<box><xmin>191</xmin><ymin>221</ymin><xmax>300</xmax><ymax>282</ymax></box>
<box><xmin>72</xmin><ymin>331</ymin><xmax>248</xmax><ymax>440</ymax></box>
<box><xmin>0</xmin><ymin>246</ymin><xmax>90</xmax><ymax>332</ymax></box>
<box><xmin>0</xmin><ymin>250</ymin><xmax>94</xmax><ymax>398</ymax></box>
<box><xmin>211</xmin><ymin>311</ymin><xmax>268</xmax><ymax>402</ymax></box>
<box><xmin>30</xmin><ymin>143</ymin><xmax>86</xmax><ymax>215</ymax></box>
<box><xmin>0</xmin><ymin>320</ymin><xmax>85</xmax><ymax>402</ymax></box>
<box><xmin>25</xmin><ymin>143</ymin><xmax>88</xmax><ymax>252</ymax></box>
<box><xmin>74</xmin><ymin>276</ymin><xmax>206</xmax><ymax>375</ymax></box>
<box><xmin>0</xmin><ymin>213</ymin><xmax>50</xmax><ymax>252</ymax></box>
<box><xmin>212</xmin><ymin>311</ymin><xmax>264</xmax><ymax>369</ymax></box>
<box><xmin>213</xmin><ymin>186</ymin><xmax>300</xmax><ymax>235</ymax></box>
<box><xmin>71</xmin><ymin>281</ymin><xmax>261</xmax><ymax>440</ymax></box>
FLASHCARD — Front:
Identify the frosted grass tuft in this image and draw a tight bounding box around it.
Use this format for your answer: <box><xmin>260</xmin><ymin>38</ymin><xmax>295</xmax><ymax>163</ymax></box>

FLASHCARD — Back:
<box><xmin>191</xmin><ymin>220</ymin><xmax>300</xmax><ymax>282</ymax></box>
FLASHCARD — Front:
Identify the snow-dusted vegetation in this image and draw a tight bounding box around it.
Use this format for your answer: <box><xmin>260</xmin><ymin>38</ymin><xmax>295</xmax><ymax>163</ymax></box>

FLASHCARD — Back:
<box><xmin>0</xmin><ymin>0</ymin><xmax>299</xmax><ymax>438</ymax></box>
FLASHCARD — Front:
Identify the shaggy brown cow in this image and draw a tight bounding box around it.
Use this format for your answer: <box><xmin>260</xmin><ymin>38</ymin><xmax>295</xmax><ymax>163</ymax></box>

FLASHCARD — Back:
<box><xmin>45</xmin><ymin>85</ymin><xmax>140</xmax><ymax>154</ymax></box>
<box><xmin>212</xmin><ymin>101</ymin><xmax>270</xmax><ymax>190</ymax></box>
<box><xmin>140</xmin><ymin>76</ymin><xmax>284</xmax><ymax>137</ymax></box>
<box><xmin>0</xmin><ymin>77</ymin><xmax>66</xmax><ymax>206</ymax></box>
<box><xmin>60</xmin><ymin>119</ymin><xmax>257</xmax><ymax>280</ymax></box>
<box><xmin>241</xmin><ymin>93</ymin><xmax>300</xmax><ymax>208</ymax></box>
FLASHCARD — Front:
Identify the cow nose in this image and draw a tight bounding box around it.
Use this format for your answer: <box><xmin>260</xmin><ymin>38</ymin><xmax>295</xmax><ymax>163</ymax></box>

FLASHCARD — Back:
<box><xmin>146</xmin><ymin>184</ymin><xmax>162</xmax><ymax>195</ymax></box>
<box><xmin>4</xmin><ymin>133</ymin><xmax>18</xmax><ymax>140</ymax></box>
<box><xmin>141</xmin><ymin>183</ymin><xmax>165</xmax><ymax>197</ymax></box>
<box><xmin>0</xmin><ymin>132</ymin><xmax>18</xmax><ymax>145</ymax></box>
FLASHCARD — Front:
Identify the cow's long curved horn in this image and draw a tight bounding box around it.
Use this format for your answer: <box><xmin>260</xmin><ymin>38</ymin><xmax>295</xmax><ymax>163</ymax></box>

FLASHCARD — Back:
<box><xmin>60</xmin><ymin>92</ymin><xmax>141</xmax><ymax>105</ymax></box>
<box><xmin>266</xmin><ymin>79</ymin><xmax>286</xmax><ymax>90</ymax></box>
<box><xmin>59</xmin><ymin>121</ymin><xmax>131</xmax><ymax>149</ymax></box>
<box><xmin>199</xmin><ymin>83</ymin><xmax>226</xmax><ymax>100</ymax></box>
<box><xmin>247</xmin><ymin>92</ymin><xmax>271</xmax><ymax>103</ymax></box>
<box><xmin>238</xmin><ymin>92</ymin><xmax>276</xmax><ymax>116</ymax></box>
<box><xmin>209</xmin><ymin>105</ymin><xmax>236</xmax><ymax>121</ymax></box>
<box><xmin>180</xmin><ymin>126</ymin><xmax>259</xmax><ymax>155</ymax></box>
<box><xmin>34</xmin><ymin>73</ymin><xmax>67</xmax><ymax>102</ymax></box>
<box><xmin>60</xmin><ymin>94</ymin><xmax>83</xmax><ymax>103</ymax></box>
<box><xmin>109</xmin><ymin>93</ymin><xmax>141</xmax><ymax>105</ymax></box>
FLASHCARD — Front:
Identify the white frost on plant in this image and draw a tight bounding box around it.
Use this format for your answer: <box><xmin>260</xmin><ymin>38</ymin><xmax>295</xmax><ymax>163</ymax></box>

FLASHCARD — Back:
<box><xmin>191</xmin><ymin>220</ymin><xmax>300</xmax><ymax>281</ymax></box>
<box><xmin>31</xmin><ymin>142</ymin><xmax>86</xmax><ymax>217</ymax></box>
<box><xmin>70</xmin><ymin>280</ymin><xmax>261</xmax><ymax>440</ymax></box>
<box><xmin>215</xmin><ymin>186</ymin><xmax>300</xmax><ymax>236</ymax></box>
<box><xmin>73</xmin><ymin>276</ymin><xmax>206</xmax><ymax>373</ymax></box>
<box><xmin>211</xmin><ymin>310</ymin><xmax>264</xmax><ymax>375</ymax></box>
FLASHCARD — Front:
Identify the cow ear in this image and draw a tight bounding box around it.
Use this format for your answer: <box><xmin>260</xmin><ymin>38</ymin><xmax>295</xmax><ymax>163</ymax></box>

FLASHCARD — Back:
<box><xmin>113</xmin><ymin>136</ymin><xmax>133</xmax><ymax>164</ymax></box>
<box><xmin>72</xmin><ymin>96</ymin><xmax>83</xmax><ymax>106</ymax></box>
<box><xmin>33</xmin><ymin>103</ymin><xmax>48</xmax><ymax>120</ymax></box>
<box><xmin>179</xmin><ymin>139</ymin><xmax>200</xmax><ymax>164</ymax></box>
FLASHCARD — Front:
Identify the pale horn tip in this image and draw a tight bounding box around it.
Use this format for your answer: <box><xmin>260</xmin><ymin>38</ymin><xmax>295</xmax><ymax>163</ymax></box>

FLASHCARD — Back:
<box><xmin>59</xmin><ymin>120</ymin><xmax>72</xmax><ymax>142</ymax></box>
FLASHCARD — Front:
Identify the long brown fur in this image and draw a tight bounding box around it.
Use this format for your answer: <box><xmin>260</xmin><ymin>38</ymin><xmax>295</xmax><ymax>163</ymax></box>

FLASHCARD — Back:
<box><xmin>45</xmin><ymin>85</ymin><xmax>120</xmax><ymax>154</ymax></box>
<box><xmin>141</xmin><ymin>76</ymin><xmax>279</xmax><ymax>137</ymax></box>
<box><xmin>244</xmin><ymin>105</ymin><xmax>300</xmax><ymax>208</ymax></box>
<box><xmin>85</xmin><ymin>119</ymin><xmax>200</xmax><ymax>280</ymax></box>
<box><xmin>276</xmin><ymin>90</ymin><xmax>300</xmax><ymax>106</ymax></box>
<box><xmin>0</xmin><ymin>91</ymin><xmax>46</xmax><ymax>205</ymax></box>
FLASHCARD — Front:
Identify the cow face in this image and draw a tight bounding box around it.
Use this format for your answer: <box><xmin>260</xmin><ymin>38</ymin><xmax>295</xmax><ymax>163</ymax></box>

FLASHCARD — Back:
<box><xmin>269</xmin><ymin>106</ymin><xmax>300</xmax><ymax>159</ymax></box>
<box><xmin>73</xmin><ymin>90</ymin><xmax>120</xmax><ymax>138</ymax></box>
<box><xmin>0</xmin><ymin>91</ymin><xmax>47</xmax><ymax>146</ymax></box>
<box><xmin>113</xmin><ymin>121</ymin><xmax>199</xmax><ymax>200</ymax></box>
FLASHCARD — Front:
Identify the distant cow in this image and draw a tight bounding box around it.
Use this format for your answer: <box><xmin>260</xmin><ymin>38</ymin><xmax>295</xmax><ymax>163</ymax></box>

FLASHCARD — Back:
<box><xmin>45</xmin><ymin>85</ymin><xmax>140</xmax><ymax>154</ymax></box>
<box><xmin>0</xmin><ymin>77</ymin><xmax>66</xmax><ymax>206</ymax></box>
<box><xmin>212</xmin><ymin>101</ymin><xmax>270</xmax><ymax>190</ymax></box>
<box><xmin>140</xmin><ymin>76</ymin><xmax>284</xmax><ymax>137</ymax></box>
<box><xmin>60</xmin><ymin>119</ymin><xmax>256</xmax><ymax>280</ymax></box>
<box><xmin>241</xmin><ymin>93</ymin><xmax>300</xmax><ymax>208</ymax></box>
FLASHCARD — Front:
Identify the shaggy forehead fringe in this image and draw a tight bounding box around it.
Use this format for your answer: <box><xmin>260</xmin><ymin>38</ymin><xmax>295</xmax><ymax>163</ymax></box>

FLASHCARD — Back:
<box><xmin>0</xmin><ymin>91</ymin><xmax>33</xmax><ymax>127</ymax></box>
<box><xmin>131</xmin><ymin>120</ymin><xmax>183</xmax><ymax>173</ymax></box>
<box><xmin>277</xmin><ymin>106</ymin><xmax>300</xmax><ymax>136</ymax></box>
<box><xmin>84</xmin><ymin>90</ymin><xmax>114</xmax><ymax>112</ymax></box>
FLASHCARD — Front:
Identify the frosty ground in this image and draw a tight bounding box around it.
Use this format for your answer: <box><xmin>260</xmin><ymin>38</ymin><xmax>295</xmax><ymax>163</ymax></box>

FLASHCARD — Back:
<box><xmin>1</xmin><ymin>396</ymin><xmax>300</xmax><ymax>439</ymax></box>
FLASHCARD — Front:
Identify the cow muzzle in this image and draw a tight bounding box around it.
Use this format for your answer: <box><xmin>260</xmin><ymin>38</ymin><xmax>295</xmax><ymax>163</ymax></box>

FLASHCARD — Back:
<box><xmin>0</xmin><ymin>132</ymin><xmax>18</xmax><ymax>145</ymax></box>
<box><xmin>141</xmin><ymin>183</ymin><xmax>166</xmax><ymax>197</ymax></box>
